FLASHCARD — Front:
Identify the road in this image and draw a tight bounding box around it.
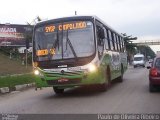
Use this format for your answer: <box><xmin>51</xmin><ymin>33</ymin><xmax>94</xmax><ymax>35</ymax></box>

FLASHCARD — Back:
<box><xmin>0</xmin><ymin>66</ymin><xmax>160</xmax><ymax>114</ymax></box>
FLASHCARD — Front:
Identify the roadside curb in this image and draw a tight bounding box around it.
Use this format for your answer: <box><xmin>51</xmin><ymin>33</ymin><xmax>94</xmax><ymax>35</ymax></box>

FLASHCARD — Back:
<box><xmin>0</xmin><ymin>87</ymin><xmax>10</xmax><ymax>94</ymax></box>
<box><xmin>0</xmin><ymin>83</ymin><xmax>35</xmax><ymax>94</ymax></box>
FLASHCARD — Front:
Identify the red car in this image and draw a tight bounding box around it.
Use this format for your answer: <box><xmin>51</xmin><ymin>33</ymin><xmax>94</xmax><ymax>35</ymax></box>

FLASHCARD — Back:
<box><xmin>147</xmin><ymin>56</ymin><xmax>160</xmax><ymax>92</ymax></box>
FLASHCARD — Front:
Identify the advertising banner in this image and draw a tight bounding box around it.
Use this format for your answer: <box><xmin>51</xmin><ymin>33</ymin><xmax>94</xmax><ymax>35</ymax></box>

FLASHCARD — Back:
<box><xmin>0</xmin><ymin>24</ymin><xmax>32</xmax><ymax>46</ymax></box>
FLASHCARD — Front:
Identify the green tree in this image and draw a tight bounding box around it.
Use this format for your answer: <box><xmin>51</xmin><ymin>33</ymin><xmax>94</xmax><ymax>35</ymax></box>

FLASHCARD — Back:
<box><xmin>137</xmin><ymin>45</ymin><xmax>155</xmax><ymax>59</ymax></box>
<box><xmin>122</xmin><ymin>33</ymin><xmax>138</xmax><ymax>64</ymax></box>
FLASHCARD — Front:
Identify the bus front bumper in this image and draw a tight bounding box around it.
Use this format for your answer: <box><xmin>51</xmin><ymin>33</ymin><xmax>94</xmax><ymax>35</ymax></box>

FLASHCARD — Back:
<box><xmin>34</xmin><ymin>69</ymin><xmax>105</xmax><ymax>89</ymax></box>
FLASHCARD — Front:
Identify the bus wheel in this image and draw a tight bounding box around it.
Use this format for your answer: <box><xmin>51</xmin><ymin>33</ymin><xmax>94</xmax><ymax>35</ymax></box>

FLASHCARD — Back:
<box><xmin>117</xmin><ymin>74</ymin><xmax>123</xmax><ymax>82</ymax></box>
<box><xmin>100</xmin><ymin>68</ymin><xmax>111</xmax><ymax>92</ymax></box>
<box><xmin>117</xmin><ymin>65</ymin><xmax>124</xmax><ymax>82</ymax></box>
<box><xmin>53</xmin><ymin>87</ymin><xmax>64</xmax><ymax>94</ymax></box>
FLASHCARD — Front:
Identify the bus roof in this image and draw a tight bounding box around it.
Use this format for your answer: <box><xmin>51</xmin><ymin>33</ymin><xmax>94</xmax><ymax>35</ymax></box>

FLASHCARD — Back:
<box><xmin>35</xmin><ymin>15</ymin><xmax>123</xmax><ymax>37</ymax></box>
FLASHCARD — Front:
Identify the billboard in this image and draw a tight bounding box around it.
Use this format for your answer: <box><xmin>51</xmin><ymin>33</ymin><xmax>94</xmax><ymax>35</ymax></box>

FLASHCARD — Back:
<box><xmin>0</xmin><ymin>24</ymin><xmax>32</xmax><ymax>46</ymax></box>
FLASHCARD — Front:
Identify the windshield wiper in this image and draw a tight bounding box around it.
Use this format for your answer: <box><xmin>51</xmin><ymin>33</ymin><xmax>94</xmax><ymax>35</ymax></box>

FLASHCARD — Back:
<box><xmin>38</xmin><ymin>44</ymin><xmax>41</xmax><ymax>50</ymax></box>
<box><xmin>47</xmin><ymin>30</ymin><xmax>60</xmax><ymax>60</ymax></box>
<box><xmin>66</xmin><ymin>30</ymin><xmax>78</xmax><ymax>60</ymax></box>
<box><xmin>52</xmin><ymin>30</ymin><xmax>59</xmax><ymax>50</ymax></box>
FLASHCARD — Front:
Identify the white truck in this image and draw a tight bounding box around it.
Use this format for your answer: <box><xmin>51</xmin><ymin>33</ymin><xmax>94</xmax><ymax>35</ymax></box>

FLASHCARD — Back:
<box><xmin>133</xmin><ymin>54</ymin><xmax>145</xmax><ymax>68</ymax></box>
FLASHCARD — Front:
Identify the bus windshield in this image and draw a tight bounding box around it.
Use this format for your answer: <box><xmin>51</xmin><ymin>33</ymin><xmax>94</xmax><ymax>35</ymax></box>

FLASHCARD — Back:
<box><xmin>34</xmin><ymin>21</ymin><xmax>95</xmax><ymax>61</ymax></box>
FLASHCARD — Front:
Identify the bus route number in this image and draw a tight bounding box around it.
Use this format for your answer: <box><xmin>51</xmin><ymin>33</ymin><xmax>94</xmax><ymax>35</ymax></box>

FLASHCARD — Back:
<box><xmin>45</xmin><ymin>26</ymin><xmax>55</xmax><ymax>32</ymax></box>
<box><xmin>36</xmin><ymin>49</ymin><xmax>48</xmax><ymax>56</ymax></box>
<box><xmin>36</xmin><ymin>49</ymin><xmax>55</xmax><ymax>56</ymax></box>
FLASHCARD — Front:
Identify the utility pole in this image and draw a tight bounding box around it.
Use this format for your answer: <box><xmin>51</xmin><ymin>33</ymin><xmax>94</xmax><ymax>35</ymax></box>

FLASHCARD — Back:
<box><xmin>75</xmin><ymin>11</ymin><xmax>77</xmax><ymax>15</ymax></box>
<box><xmin>25</xmin><ymin>49</ymin><xmax>28</xmax><ymax>68</ymax></box>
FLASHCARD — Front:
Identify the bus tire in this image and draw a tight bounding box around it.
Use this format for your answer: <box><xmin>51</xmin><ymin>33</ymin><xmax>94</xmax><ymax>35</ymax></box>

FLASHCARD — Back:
<box><xmin>99</xmin><ymin>67</ymin><xmax>111</xmax><ymax>92</ymax></box>
<box><xmin>53</xmin><ymin>87</ymin><xmax>64</xmax><ymax>94</ymax></box>
<box><xmin>117</xmin><ymin>65</ymin><xmax>124</xmax><ymax>82</ymax></box>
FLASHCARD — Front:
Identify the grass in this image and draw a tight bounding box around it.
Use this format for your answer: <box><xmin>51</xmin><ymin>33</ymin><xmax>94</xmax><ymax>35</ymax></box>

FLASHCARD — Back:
<box><xmin>0</xmin><ymin>74</ymin><xmax>35</xmax><ymax>88</ymax></box>
<box><xmin>0</xmin><ymin>52</ymin><xmax>35</xmax><ymax>88</ymax></box>
<box><xmin>0</xmin><ymin>52</ymin><xmax>32</xmax><ymax>76</ymax></box>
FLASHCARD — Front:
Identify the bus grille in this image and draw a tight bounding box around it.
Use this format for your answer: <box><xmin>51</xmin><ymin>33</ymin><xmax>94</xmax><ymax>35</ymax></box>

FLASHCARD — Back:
<box><xmin>44</xmin><ymin>71</ymin><xmax>83</xmax><ymax>77</ymax></box>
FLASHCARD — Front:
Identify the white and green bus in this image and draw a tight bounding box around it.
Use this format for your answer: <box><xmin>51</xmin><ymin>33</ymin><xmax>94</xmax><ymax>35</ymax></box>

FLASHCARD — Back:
<box><xmin>33</xmin><ymin>16</ymin><xmax>127</xmax><ymax>94</ymax></box>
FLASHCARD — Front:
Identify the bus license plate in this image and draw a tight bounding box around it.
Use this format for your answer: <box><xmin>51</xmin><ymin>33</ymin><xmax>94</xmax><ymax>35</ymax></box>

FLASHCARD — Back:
<box><xmin>58</xmin><ymin>78</ymin><xmax>69</xmax><ymax>83</ymax></box>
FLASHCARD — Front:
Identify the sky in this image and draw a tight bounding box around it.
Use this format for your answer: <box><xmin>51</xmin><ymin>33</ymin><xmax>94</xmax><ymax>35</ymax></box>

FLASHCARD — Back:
<box><xmin>0</xmin><ymin>0</ymin><xmax>160</xmax><ymax>53</ymax></box>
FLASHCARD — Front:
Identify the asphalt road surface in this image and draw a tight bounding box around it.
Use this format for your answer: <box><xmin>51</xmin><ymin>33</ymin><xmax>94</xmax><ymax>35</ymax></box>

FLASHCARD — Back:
<box><xmin>0</xmin><ymin>66</ymin><xmax>160</xmax><ymax>114</ymax></box>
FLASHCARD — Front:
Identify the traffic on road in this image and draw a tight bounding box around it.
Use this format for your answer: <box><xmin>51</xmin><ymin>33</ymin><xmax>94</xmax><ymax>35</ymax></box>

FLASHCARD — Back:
<box><xmin>0</xmin><ymin>65</ymin><xmax>160</xmax><ymax>114</ymax></box>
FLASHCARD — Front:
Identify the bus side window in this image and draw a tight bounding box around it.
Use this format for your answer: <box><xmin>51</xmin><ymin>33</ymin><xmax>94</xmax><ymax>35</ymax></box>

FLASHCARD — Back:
<box><xmin>121</xmin><ymin>37</ymin><xmax>125</xmax><ymax>52</ymax></box>
<box><xmin>111</xmin><ymin>32</ymin><xmax>115</xmax><ymax>50</ymax></box>
<box><xmin>108</xmin><ymin>30</ymin><xmax>114</xmax><ymax>50</ymax></box>
<box><xmin>96</xmin><ymin>25</ymin><xmax>105</xmax><ymax>59</ymax></box>
<box><xmin>118</xmin><ymin>36</ymin><xmax>122</xmax><ymax>52</ymax></box>
<box><xmin>104</xmin><ymin>28</ymin><xmax>110</xmax><ymax>50</ymax></box>
<box><xmin>96</xmin><ymin>26</ymin><xmax>104</xmax><ymax>46</ymax></box>
<box><xmin>116</xmin><ymin>35</ymin><xmax>119</xmax><ymax>52</ymax></box>
<box><xmin>106</xmin><ymin>29</ymin><xmax>111</xmax><ymax>50</ymax></box>
<box><xmin>113</xmin><ymin>33</ymin><xmax>117</xmax><ymax>51</ymax></box>
<box><xmin>120</xmin><ymin>37</ymin><xmax>123</xmax><ymax>52</ymax></box>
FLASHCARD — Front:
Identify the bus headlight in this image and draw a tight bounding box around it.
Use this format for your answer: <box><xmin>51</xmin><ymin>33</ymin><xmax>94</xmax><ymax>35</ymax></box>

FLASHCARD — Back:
<box><xmin>34</xmin><ymin>70</ymin><xmax>40</xmax><ymax>75</ymax></box>
<box><xmin>88</xmin><ymin>64</ymin><xmax>97</xmax><ymax>72</ymax></box>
